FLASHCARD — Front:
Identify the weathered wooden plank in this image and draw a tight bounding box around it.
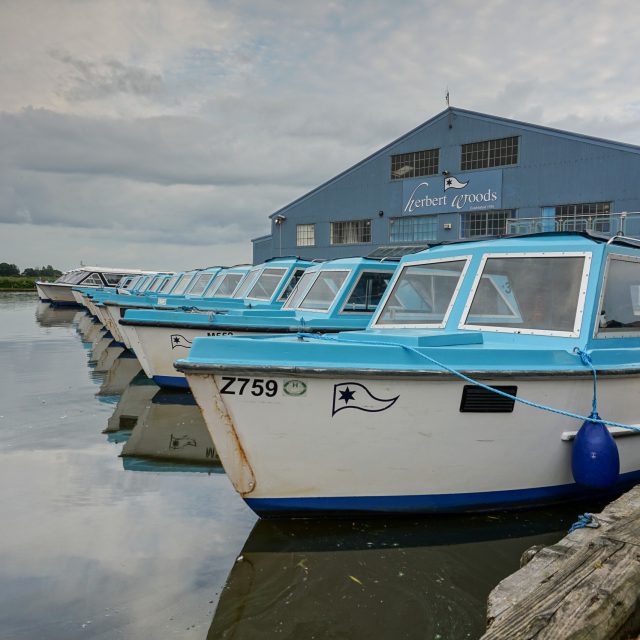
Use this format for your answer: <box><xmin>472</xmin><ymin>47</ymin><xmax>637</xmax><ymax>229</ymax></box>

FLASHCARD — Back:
<box><xmin>483</xmin><ymin>486</ymin><xmax>640</xmax><ymax>639</ymax></box>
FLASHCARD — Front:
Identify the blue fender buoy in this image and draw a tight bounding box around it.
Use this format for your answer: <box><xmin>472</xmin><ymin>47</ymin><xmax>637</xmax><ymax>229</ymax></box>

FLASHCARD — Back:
<box><xmin>571</xmin><ymin>412</ymin><xmax>620</xmax><ymax>489</ymax></box>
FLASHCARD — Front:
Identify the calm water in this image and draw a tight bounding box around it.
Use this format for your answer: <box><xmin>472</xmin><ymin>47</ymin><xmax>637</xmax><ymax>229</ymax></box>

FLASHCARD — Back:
<box><xmin>0</xmin><ymin>293</ymin><xmax>593</xmax><ymax>639</ymax></box>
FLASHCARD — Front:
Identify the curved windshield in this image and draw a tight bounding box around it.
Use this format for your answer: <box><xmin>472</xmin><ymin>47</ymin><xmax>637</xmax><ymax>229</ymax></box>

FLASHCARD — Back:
<box><xmin>233</xmin><ymin>268</ymin><xmax>261</xmax><ymax>299</ymax></box>
<box><xmin>158</xmin><ymin>275</ymin><xmax>178</xmax><ymax>293</ymax></box>
<box><xmin>342</xmin><ymin>271</ymin><xmax>394</xmax><ymax>313</ymax></box>
<box><xmin>598</xmin><ymin>256</ymin><xmax>640</xmax><ymax>335</ymax></box>
<box><xmin>375</xmin><ymin>259</ymin><xmax>467</xmax><ymax>326</ymax></box>
<box><xmin>171</xmin><ymin>274</ymin><xmax>195</xmax><ymax>296</ymax></box>
<box><xmin>278</xmin><ymin>268</ymin><xmax>307</xmax><ymax>301</ymax></box>
<box><xmin>204</xmin><ymin>272</ymin><xmax>245</xmax><ymax>298</ymax></box>
<box><xmin>186</xmin><ymin>273</ymin><xmax>214</xmax><ymax>296</ymax></box>
<box><xmin>283</xmin><ymin>271</ymin><xmax>319</xmax><ymax>309</ymax></box>
<box><xmin>297</xmin><ymin>270</ymin><xmax>349</xmax><ymax>311</ymax></box>
<box><xmin>463</xmin><ymin>254</ymin><xmax>587</xmax><ymax>334</ymax></box>
<box><xmin>246</xmin><ymin>268</ymin><xmax>287</xmax><ymax>300</ymax></box>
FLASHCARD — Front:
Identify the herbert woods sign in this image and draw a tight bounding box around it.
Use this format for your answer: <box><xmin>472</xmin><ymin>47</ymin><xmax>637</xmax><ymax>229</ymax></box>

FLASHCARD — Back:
<box><xmin>402</xmin><ymin>169</ymin><xmax>502</xmax><ymax>215</ymax></box>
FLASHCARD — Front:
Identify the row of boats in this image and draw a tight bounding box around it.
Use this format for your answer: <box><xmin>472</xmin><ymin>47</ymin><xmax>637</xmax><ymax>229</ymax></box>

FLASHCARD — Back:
<box><xmin>36</xmin><ymin>231</ymin><xmax>640</xmax><ymax>517</ymax></box>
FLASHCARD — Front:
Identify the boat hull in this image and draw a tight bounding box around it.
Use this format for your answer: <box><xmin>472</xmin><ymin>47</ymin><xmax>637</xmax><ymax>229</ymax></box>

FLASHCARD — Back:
<box><xmin>125</xmin><ymin>323</ymin><xmax>260</xmax><ymax>388</ymax></box>
<box><xmin>184</xmin><ymin>370</ymin><xmax>640</xmax><ymax>517</ymax></box>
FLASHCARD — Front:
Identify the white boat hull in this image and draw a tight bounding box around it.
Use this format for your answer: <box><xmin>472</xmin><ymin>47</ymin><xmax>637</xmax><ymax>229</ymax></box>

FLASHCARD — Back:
<box><xmin>125</xmin><ymin>323</ymin><xmax>256</xmax><ymax>388</ymax></box>
<box><xmin>185</xmin><ymin>370</ymin><xmax>640</xmax><ymax>516</ymax></box>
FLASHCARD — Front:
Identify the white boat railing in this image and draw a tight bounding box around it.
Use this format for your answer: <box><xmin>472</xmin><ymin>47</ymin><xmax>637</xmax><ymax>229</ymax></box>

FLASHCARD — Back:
<box><xmin>505</xmin><ymin>212</ymin><xmax>640</xmax><ymax>238</ymax></box>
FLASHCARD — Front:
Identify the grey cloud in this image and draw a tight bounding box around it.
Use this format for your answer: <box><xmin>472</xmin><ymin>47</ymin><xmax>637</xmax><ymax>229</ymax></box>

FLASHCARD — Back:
<box><xmin>51</xmin><ymin>51</ymin><xmax>165</xmax><ymax>102</ymax></box>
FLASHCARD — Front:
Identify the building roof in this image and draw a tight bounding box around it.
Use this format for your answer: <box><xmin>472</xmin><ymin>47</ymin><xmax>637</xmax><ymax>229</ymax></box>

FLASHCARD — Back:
<box><xmin>266</xmin><ymin>107</ymin><xmax>640</xmax><ymax>221</ymax></box>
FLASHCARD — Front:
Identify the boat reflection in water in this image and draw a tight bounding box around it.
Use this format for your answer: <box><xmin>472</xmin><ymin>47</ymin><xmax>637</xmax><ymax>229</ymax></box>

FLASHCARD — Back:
<box><xmin>103</xmin><ymin>375</ymin><xmax>159</xmax><ymax>443</ymax></box>
<box><xmin>97</xmin><ymin>350</ymin><xmax>143</xmax><ymax>396</ymax></box>
<box><xmin>120</xmin><ymin>389</ymin><xmax>221</xmax><ymax>472</ymax></box>
<box><xmin>208</xmin><ymin>510</ymin><xmax>576</xmax><ymax>639</ymax></box>
<box><xmin>35</xmin><ymin>301</ymin><xmax>82</xmax><ymax>327</ymax></box>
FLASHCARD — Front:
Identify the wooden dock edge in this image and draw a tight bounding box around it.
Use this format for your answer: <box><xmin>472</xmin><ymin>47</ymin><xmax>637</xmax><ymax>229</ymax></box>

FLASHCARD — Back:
<box><xmin>481</xmin><ymin>486</ymin><xmax>640</xmax><ymax>640</ymax></box>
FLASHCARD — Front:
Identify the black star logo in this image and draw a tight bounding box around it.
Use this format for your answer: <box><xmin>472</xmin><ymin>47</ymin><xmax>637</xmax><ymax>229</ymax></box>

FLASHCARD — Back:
<box><xmin>446</xmin><ymin>178</ymin><xmax>452</xmax><ymax>186</ymax></box>
<box><xmin>339</xmin><ymin>387</ymin><xmax>356</xmax><ymax>404</ymax></box>
<box><xmin>173</xmin><ymin>336</ymin><xmax>180</xmax><ymax>343</ymax></box>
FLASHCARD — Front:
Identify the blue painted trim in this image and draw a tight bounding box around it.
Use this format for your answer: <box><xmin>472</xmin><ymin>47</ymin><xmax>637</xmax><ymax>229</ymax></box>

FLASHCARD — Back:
<box><xmin>152</xmin><ymin>374</ymin><xmax>190</xmax><ymax>389</ymax></box>
<box><xmin>245</xmin><ymin>470</ymin><xmax>640</xmax><ymax>517</ymax></box>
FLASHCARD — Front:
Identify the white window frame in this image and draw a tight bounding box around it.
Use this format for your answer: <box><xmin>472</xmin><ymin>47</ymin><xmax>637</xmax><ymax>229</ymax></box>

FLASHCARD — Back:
<box><xmin>293</xmin><ymin>269</ymin><xmax>351</xmax><ymax>312</ymax></box>
<box><xmin>459</xmin><ymin>251</ymin><xmax>592</xmax><ymax>338</ymax></box>
<box><xmin>594</xmin><ymin>253</ymin><xmax>640</xmax><ymax>339</ymax></box>
<box><xmin>370</xmin><ymin>256</ymin><xmax>472</xmax><ymax>329</ymax></box>
<box><xmin>277</xmin><ymin>268</ymin><xmax>308</xmax><ymax>302</ymax></box>
<box><xmin>339</xmin><ymin>269</ymin><xmax>396</xmax><ymax>315</ymax></box>
<box><xmin>244</xmin><ymin>267</ymin><xmax>288</xmax><ymax>301</ymax></box>
<box><xmin>296</xmin><ymin>224</ymin><xmax>316</xmax><ymax>247</ymax></box>
<box><xmin>282</xmin><ymin>270</ymin><xmax>321</xmax><ymax>309</ymax></box>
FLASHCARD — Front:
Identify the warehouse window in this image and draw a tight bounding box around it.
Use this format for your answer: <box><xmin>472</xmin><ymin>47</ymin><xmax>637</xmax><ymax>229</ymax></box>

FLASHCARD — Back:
<box><xmin>462</xmin><ymin>209</ymin><xmax>513</xmax><ymax>238</ymax></box>
<box><xmin>391</xmin><ymin>148</ymin><xmax>439</xmax><ymax>180</ymax></box>
<box><xmin>461</xmin><ymin>136</ymin><xmax>518</xmax><ymax>171</ymax></box>
<box><xmin>390</xmin><ymin>215</ymin><xmax>438</xmax><ymax>243</ymax></box>
<box><xmin>554</xmin><ymin>202</ymin><xmax>612</xmax><ymax>232</ymax></box>
<box><xmin>296</xmin><ymin>224</ymin><xmax>315</xmax><ymax>247</ymax></box>
<box><xmin>330</xmin><ymin>220</ymin><xmax>372</xmax><ymax>245</ymax></box>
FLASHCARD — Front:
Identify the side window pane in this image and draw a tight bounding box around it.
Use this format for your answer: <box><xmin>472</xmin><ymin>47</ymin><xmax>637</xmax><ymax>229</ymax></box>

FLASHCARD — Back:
<box><xmin>343</xmin><ymin>272</ymin><xmax>393</xmax><ymax>312</ymax></box>
<box><xmin>598</xmin><ymin>258</ymin><xmax>640</xmax><ymax>334</ymax></box>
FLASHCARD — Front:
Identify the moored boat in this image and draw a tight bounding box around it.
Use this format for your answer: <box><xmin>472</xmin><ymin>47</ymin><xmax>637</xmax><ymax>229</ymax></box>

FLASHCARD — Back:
<box><xmin>176</xmin><ymin>232</ymin><xmax>640</xmax><ymax>517</ymax></box>
<box><xmin>121</xmin><ymin>257</ymin><xmax>397</xmax><ymax>388</ymax></box>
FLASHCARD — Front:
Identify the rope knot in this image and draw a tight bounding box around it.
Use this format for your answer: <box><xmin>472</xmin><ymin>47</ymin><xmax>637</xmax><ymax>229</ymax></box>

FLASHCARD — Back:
<box><xmin>573</xmin><ymin>347</ymin><xmax>593</xmax><ymax>368</ymax></box>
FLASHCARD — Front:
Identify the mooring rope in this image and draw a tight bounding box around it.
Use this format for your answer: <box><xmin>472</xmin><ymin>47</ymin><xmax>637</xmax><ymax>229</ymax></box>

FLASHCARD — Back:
<box><xmin>295</xmin><ymin>332</ymin><xmax>640</xmax><ymax>433</ymax></box>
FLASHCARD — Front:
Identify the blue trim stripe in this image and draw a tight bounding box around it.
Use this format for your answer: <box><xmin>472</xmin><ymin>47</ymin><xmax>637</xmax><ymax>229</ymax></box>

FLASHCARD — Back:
<box><xmin>245</xmin><ymin>470</ymin><xmax>640</xmax><ymax>517</ymax></box>
<box><xmin>152</xmin><ymin>375</ymin><xmax>190</xmax><ymax>389</ymax></box>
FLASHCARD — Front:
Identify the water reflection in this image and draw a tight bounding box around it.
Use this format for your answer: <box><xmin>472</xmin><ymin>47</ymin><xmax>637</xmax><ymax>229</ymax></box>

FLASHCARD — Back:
<box><xmin>18</xmin><ymin>295</ymin><xmax>613</xmax><ymax>640</ymax></box>
<box><xmin>209</xmin><ymin>513</ymin><xmax>568</xmax><ymax>639</ymax></box>
<box><xmin>120</xmin><ymin>389</ymin><xmax>221</xmax><ymax>472</ymax></box>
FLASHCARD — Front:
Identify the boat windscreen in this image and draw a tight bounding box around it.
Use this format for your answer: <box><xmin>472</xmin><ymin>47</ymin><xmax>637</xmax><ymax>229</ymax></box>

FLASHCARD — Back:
<box><xmin>375</xmin><ymin>259</ymin><xmax>467</xmax><ymax>326</ymax></box>
<box><xmin>296</xmin><ymin>270</ymin><xmax>349</xmax><ymax>311</ymax></box>
<box><xmin>171</xmin><ymin>274</ymin><xmax>194</xmax><ymax>295</ymax></box>
<box><xmin>245</xmin><ymin>268</ymin><xmax>287</xmax><ymax>300</ymax></box>
<box><xmin>233</xmin><ymin>268</ymin><xmax>261</xmax><ymax>299</ymax></box>
<box><xmin>463</xmin><ymin>255</ymin><xmax>586</xmax><ymax>333</ymax></box>
<box><xmin>282</xmin><ymin>270</ymin><xmax>318</xmax><ymax>309</ymax></box>
<box><xmin>186</xmin><ymin>273</ymin><xmax>214</xmax><ymax>296</ymax></box>
<box><xmin>278</xmin><ymin>268</ymin><xmax>307</xmax><ymax>301</ymax></box>
<box><xmin>596</xmin><ymin>256</ymin><xmax>640</xmax><ymax>335</ymax></box>
<box><xmin>204</xmin><ymin>272</ymin><xmax>234</xmax><ymax>298</ymax></box>
<box><xmin>341</xmin><ymin>271</ymin><xmax>394</xmax><ymax>313</ymax></box>
<box><xmin>158</xmin><ymin>275</ymin><xmax>178</xmax><ymax>293</ymax></box>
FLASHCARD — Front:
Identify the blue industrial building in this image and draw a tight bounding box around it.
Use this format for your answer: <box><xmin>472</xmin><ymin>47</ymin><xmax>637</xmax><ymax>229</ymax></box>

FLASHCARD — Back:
<box><xmin>252</xmin><ymin>107</ymin><xmax>640</xmax><ymax>263</ymax></box>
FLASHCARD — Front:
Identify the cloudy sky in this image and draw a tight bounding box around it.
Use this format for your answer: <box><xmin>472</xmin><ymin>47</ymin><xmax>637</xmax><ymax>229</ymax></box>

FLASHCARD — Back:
<box><xmin>2</xmin><ymin>0</ymin><xmax>640</xmax><ymax>271</ymax></box>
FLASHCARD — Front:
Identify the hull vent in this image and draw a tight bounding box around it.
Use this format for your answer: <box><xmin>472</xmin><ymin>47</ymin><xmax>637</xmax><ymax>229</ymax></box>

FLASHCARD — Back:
<box><xmin>460</xmin><ymin>385</ymin><xmax>517</xmax><ymax>413</ymax></box>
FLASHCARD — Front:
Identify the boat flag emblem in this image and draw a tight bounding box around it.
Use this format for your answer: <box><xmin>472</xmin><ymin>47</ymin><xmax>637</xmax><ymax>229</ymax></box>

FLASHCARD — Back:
<box><xmin>170</xmin><ymin>334</ymin><xmax>192</xmax><ymax>349</ymax></box>
<box><xmin>332</xmin><ymin>382</ymin><xmax>399</xmax><ymax>416</ymax></box>
<box><xmin>444</xmin><ymin>175</ymin><xmax>469</xmax><ymax>190</ymax></box>
<box><xmin>169</xmin><ymin>433</ymin><xmax>197</xmax><ymax>449</ymax></box>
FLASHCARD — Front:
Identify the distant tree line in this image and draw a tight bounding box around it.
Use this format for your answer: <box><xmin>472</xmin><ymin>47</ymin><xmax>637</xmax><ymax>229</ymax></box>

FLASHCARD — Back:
<box><xmin>0</xmin><ymin>263</ymin><xmax>62</xmax><ymax>277</ymax></box>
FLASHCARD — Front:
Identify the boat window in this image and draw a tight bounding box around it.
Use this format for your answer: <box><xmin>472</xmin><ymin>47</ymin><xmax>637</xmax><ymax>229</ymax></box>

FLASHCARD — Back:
<box><xmin>104</xmin><ymin>273</ymin><xmax>127</xmax><ymax>286</ymax></box>
<box><xmin>204</xmin><ymin>272</ymin><xmax>244</xmax><ymax>298</ymax></box>
<box><xmin>277</xmin><ymin>268</ymin><xmax>307</xmax><ymax>302</ymax></box>
<box><xmin>81</xmin><ymin>273</ymin><xmax>103</xmax><ymax>286</ymax></box>
<box><xmin>283</xmin><ymin>271</ymin><xmax>319</xmax><ymax>309</ymax></box>
<box><xmin>139</xmin><ymin>277</ymin><xmax>158</xmax><ymax>292</ymax></box>
<box><xmin>157</xmin><ymin>275</ymin><xmax>178</xmax><ymax>293</ymax></box>
<box><xmin>342</xmin><ymin>271</ymin><xmax>395</xmax><ymax>313</ymax></box>
<box><xmin>147</xmin><ymin>276</ymin><xmax>164</xmax><ymax>292</ymax></box>
<box><xmin>66</xmin><ymin>271</ymin><xmax>87</xmax><ymax>285</ymax></box>
<box><xmin>246</xmin><ymin>268</ymin><xmax>287</xmax><ymax>300</ymax></box>
<box><xmin>597</xmin><ymin>256</ymin><xmax>640</xmax><ymax>336</ymax></box>
<box><xmin>124</xmin><ymin>277</ymin><xmax>139</xmax><ymax>289</ymax></box>
<box><xmin>463</xmin><ymin>255</ymin><xmax>586</xmax><ymax>334</ymax></box>
<box><xmin>186</xmin><ymin>273</ymin><xmax>214</xmax><ymax>296</ymax></box>
<box><xmin>233</xmin><ymin>268</ymin><xmax>262</xmax><ymax>299</ymax></box>
<box><xmin>375</xmin><ymin>260</ymin><xmax>467</xmax><ymax>326</ymax></box>
<box><xmin>296</xmin><ymin>270</ymin><xmax>350</xmax><ymax>311</ymax></box>
<box><xmin>171</xmin><ymin>274</ymin><xmax>194</xmax><ymax>296</ymax></box>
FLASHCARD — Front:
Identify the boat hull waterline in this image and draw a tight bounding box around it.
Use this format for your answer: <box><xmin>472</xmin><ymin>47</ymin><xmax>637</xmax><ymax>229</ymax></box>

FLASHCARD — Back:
<box><xmin>183</xmin><ymin>369</ymin><xmax>640</xmax><ymax>517</ymax></box>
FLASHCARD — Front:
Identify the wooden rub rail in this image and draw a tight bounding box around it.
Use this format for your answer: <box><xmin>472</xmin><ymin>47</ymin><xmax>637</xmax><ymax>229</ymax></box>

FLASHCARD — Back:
<box><xmin>481</xmin><ymin>486</ymin><xmax>640</xmax><ymax>640</ymax></box>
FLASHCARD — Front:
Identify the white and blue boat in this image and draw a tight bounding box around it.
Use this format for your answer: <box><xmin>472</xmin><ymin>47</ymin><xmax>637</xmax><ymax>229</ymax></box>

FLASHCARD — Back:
<box><xmin>176</xmin><ymin>233</ymin><xmax>640</xmax><ymax>517</ymax></box>
<box><xmin>36</xmin><ymin>267</ymin><xmax>154</xmax><ymax>306</ymax></box>
<box><xmin>118</xmin><ymin>257</ymin><xmax>397</xmax><ymax>388</ymax></box>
